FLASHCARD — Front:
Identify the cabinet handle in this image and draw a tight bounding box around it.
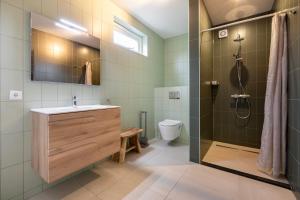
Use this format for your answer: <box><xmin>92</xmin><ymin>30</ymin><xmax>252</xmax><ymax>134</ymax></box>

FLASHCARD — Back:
<box><xmin>49</xmin><ymin>116</ymin><xmax>95</xmax><ymax>127</ymax></box>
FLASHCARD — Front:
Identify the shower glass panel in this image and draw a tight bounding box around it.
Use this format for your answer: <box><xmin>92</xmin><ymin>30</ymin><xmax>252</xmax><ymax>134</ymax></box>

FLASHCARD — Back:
<box><xmin>200</xmin><ymin>17</ymin><xmax>288</xmax><ymax>185</ymax></box>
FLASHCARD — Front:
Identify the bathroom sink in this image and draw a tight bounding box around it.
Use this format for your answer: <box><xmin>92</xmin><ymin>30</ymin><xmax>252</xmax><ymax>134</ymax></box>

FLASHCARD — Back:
<box><xmin>31</xmin><ymin>105</ymin><xmax>120</xmax><ymax>114</ymax></box>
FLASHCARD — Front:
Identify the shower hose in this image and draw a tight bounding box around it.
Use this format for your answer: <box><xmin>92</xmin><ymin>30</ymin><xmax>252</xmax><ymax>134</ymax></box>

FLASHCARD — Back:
<box><xmin>235</xmin><ymin>59</ymin><xmax>251</xmax><ymax>120</ymax></box>
<box><xmin>235</xmin><ymin>97</ymin><xmax>251</xmax><ymax>119</ymax></box>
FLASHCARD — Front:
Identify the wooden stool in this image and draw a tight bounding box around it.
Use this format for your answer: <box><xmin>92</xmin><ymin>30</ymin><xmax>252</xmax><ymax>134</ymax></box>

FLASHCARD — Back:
<box><xmin>113</xmin><ymin>128</ymin><xmax>143</xmax><ymax>163</ymax></box>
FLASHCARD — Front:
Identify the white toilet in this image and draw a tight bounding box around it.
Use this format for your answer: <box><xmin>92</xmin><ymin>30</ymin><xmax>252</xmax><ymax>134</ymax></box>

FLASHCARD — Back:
<box><xmin>159</xmin><ymin>119</ymin><xmax>182</xmax><ymax>141</ymax></box>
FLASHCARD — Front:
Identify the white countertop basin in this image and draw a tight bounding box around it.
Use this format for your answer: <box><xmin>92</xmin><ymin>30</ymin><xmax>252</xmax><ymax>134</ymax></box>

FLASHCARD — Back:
<box><xmin>31</xmin><ymin>105</ymin><xmax>120</xmax><ymax>115</ymax></box>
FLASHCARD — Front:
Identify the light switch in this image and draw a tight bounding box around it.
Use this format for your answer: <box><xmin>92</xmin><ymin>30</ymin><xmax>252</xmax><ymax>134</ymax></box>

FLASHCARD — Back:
<box><xmin>9</xmin><ymin>90</ymin><xmax>23</xmax><ymax>100</ymax></box>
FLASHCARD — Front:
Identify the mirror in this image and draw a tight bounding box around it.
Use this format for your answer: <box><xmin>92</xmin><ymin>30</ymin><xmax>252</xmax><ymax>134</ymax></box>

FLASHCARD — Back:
<box><xmin>30</xmin><ymin>13</ymin><xmax>100</xmax><ymax>85</ymax></box>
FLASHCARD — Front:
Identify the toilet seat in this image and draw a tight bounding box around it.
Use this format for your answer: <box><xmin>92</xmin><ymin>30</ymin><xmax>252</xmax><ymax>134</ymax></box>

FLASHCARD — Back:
<box><xmin>158</xmin><ymin>119</ymin><xmax>182</xmax><ymax>141</ymax></box>
<box><xmin>159</xmin><ymin>119</ymin><xmax>181</xmax><ymax>126</ymax></box>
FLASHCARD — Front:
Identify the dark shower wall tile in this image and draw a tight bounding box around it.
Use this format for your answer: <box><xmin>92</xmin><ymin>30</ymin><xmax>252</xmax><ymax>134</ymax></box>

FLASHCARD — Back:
<box><xmin>289</xmin><ymin>69</ymin><xmax>300</xmax><ymax>99</ymax></box>
<box><xmin>199</xmin><ymin>0</ymin><xmax>214</xmax><ymax>161</ymax></box>
<box><xmin>212</xmin><ymin>18</ymin><xmax>271</xmax><ymax>148</ymax></box>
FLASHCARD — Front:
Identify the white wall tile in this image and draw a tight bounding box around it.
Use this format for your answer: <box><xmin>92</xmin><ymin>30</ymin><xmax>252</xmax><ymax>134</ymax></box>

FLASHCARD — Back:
<box><xmin>69</xmin><ymin>3</ymin><xmax>82</xmax><ymax>25</ymax></box>
<box><xmin>1</xmin><ymin>133</ymin><xmax>23</xmax><ymax>168</ymax></box>
<box><xmin>0</xmin><ymin>69</ymin><xmax>23</xmax><ymax>101</ymax></box>
<box><xmin>82</xmin><ymin>11</ymin><xmax>93</xmax><ymax>34</ymax></box>
<box><xmin>23</xmin><ymin>132</ymin><xmax>32</xmax><ymax>162</ymax></box>
<box><xmin>42</xmin><ymin>101</ymin><xmax>58</xmax><ymax>108</ymax></box>
<box><xmin>0</xmin><ymin>35</ymin><xmax>23</xmax><ymax>70</ymax></box>
<box><xmin>82</xmin><ymin>85</ymin><xmax>94</xmax><ymax>100</ymax></box>
<box><xmin>1</xmin><ymin>164</ymin><xmax>23</xmax><ymax>200</ymax></box>
<box><xmin>24</xmin><ymin>0</ymin><xmax>42</xmax><ymax>13</ymax></box>
<box><xmin>0</xmin><ymin>2</ymin><xmax>24</xmax><ymax>39</ymax></box>
<box><xmin>71</xmin><ymin>85</ymin><xmax>83</xmax><ymax>102</ymax></box>
<box><xmin>23</xmin><ymin>101</ymin><xmax>42</xmax><ymax>132</ymax></box>
<box><xmin>58</xmin><ymin>83</ymin><xmax>72</xmax><ymax>101</ymax></box>
<box><xmin>24</xmin><ymin>161</ymin><xmax>43</xmax><ymax>192</ymax></box>
<box><xmin>164</xmin><ymin>34</ymin><xmax>189</xmax><ymax>87</ymax></box>
<box><xmin>93</xmin><ymin>17</ymin><xmax>102</xmax><ymax>38</ymax></box>
<box><xmin>2</xmin><ymin>0</ymin><xmax>23</xmax><ymax>8</ymax></box>
<box><xmin>23</xmin><ymin>41</ymin><xmax>31</xmax><ymax>71</ymax></box>
<box><xmin>0</xmin><ymin>102</ymin><xmax>24</xmax><ymax>134</ymax></box>
<box><xmin>42</xmin><ymin>0</ymin><xmax>58</xmax><ymax>19</ymax></box>
<box><xmin>24</xmin><ymin>72</ymin><xmax>42</xmax><ymax>101</ymax></box>
<box><xmin>58</xmin><ymin>0</ymin><xmax>70</xmax><ymax>19</ymax></box>
<box><xmin>23</xmin><ymin>11</ymin><xmax>32</xmax><ymax>42</ymax></box>
<box><xmin>92</xmin><ymin>86</ymin><xmax>102</xmax><ymax>99</ymax></box>
<box><xmin>41</xmin><ymin>83</ymin><xmax>58</xmax><ymax>102</ymax></box>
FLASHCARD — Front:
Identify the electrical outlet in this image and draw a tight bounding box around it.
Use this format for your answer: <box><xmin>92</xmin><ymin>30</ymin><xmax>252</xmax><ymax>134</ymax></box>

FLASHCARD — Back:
<box><xmin>9</xmin><ymin>90</ymin><xmax>23</xmax><ymax>100</ymax></box>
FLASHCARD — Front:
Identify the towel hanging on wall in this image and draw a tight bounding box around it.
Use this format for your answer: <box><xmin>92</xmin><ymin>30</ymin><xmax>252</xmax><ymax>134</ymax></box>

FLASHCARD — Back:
<box><xmin>85</xmin><ymin>61</ymin><xmax>92</xmax><ymax>85</ymax></box>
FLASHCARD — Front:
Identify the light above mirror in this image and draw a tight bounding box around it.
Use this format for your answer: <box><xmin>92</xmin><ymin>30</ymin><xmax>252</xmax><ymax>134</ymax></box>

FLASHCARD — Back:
<box><xmin>54</xmin><ymin>22</ymin><xmax>82</xmax><ymax>34</ymax></box>
<box><xmin>59</xmin><ymin>19</ymin><xmax>88</xmax><ymax>32</ymax></box>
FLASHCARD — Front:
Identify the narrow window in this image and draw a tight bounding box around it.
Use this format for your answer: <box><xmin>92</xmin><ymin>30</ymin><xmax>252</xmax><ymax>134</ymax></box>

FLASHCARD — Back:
<box><xmin>113</xmin><ymin>17</ymin><xmax>148</xmax><ymax>56</ymax></box>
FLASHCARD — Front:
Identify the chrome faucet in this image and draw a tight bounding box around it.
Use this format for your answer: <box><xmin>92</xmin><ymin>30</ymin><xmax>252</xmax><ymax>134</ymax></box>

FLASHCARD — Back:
<box><xmin>72</xmin><ymin>96</ymin><xmax>77</xmax><ymax>107</ymax></box>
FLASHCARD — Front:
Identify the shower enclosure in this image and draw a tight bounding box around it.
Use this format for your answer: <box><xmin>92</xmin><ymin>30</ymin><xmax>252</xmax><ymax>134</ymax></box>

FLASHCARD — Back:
<box><xmin>199</xmin><ymin>16</ymin><xmax>289</xmax><ymax>186</ymax></box>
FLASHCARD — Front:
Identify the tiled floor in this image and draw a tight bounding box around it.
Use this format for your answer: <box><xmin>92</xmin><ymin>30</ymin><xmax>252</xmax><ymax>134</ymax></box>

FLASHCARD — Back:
<box><xmin>30</xmin><ymin>140</ymin><xmax>295</xmax><ymax>200</ymax></box>
<box><xmin>203</xmin><ymin>142</ymin><xmax>289</xmax><ymax>184</ymax></box>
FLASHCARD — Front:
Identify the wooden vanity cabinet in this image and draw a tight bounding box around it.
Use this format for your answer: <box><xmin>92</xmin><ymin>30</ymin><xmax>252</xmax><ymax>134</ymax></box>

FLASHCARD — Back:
<box><xmin>32</xmin><ymin>108</ymin><xmax>121</xmax><ymax>183</ymax></box>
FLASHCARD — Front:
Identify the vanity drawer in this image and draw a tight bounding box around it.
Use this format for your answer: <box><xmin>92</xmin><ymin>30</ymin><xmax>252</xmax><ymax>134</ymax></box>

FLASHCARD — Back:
<box><xmin>48</xmin><ymin>140</ymin><xmax>120</xmax><ymax>182</ymax></box>
<box><xmin>32</xmin><ymin>107</ymin><xmax>121</xmax><ymax>183</ymax></box>
<box><xmin>48</xmin><ymin>118</ymin><xmax>120</xmax><ymax>155</ymax></box>
<box><xmin>48</xmin><ymin>108</ymin><xmax>120</xmax><ymax>123</ymax></box>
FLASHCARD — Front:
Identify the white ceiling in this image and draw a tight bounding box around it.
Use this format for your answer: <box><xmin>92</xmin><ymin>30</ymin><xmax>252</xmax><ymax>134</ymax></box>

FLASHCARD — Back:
<box><xmin>112</xmin><ymin>0</ymin><xmax>188</xmax><ymax>39</ymax></box>
<box><xmin>203</xmin><ymin>0</ymin><xmax>275</xmax><ymax>26</ymax></box>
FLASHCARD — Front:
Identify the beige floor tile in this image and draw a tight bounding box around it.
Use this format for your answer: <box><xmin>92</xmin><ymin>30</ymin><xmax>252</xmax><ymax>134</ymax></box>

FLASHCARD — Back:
<box><xmin>61</xmin><ymin>188</ymin><xmax>95</xmax><ymax>200</ymax></box>
<box><xmin>143</xmin><ymin>166</ymin><xmax>187</xmax><ymax>197</ymax></box>
<box><xmin>30</xmin><ymin>140</ymin><xmax>295</xmax><ymax>200</ymax></box>
<box><xmin>203</xmin><ymin>142</ymin><xmax>289</xmax><ymax>184</ymax></box>
<box><xmin>73</xmin><ymin>170</ymin><xmax>118</xmax><ymax>195</ymax></box>
<box><xmin>179</xmin><ymin>165</ymin><xmax>240</xmax><ymax>200</ymax></box>
<box><xmin>96</xmin><ymin>177</ymin><xmax>143</xmax><ymax>200</ymax></box>
<box><xmin>122</xmin><ymin>168</ymin><xmax>165</xmax><ymax>200</ymax></box>
<box><xmin>125</xmin><ymin>145</ymin><xmax>162</xmax><ymax>165</ymax></box>
<box><xmin>166</xmin><ymin>183</ymin><xmax>233</xmax><ymax>200</ymax></box>
<box><xmin>166</xmin><ymin>166</ymin><xmax>238</xmax><ymax>200</ymax></box>
<box><xmin>94</xmin><ymin>161</ymin><xmax>136</xmax><ymax>178</ymax></box>
<box><xmin>132</xmin><ymin>188</ymin><xmax>166</xmax><ymax>200</ymax></box>
<box><xmin>237</xmin><ymin>176</ymin><xmax>296</xmax><ymax>200</ymax></box>
<box><xmin>29</xmin><ymin>179</ymin><xmax>86</xmax><ymax>200</ymax></box>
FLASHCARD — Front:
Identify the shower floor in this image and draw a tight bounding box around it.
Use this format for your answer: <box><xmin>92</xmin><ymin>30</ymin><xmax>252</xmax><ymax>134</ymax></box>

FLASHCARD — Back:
<box><xmin>203</xmin><ymin>141</ymin><xmax>289</xmax><ymax>184</ymax></box>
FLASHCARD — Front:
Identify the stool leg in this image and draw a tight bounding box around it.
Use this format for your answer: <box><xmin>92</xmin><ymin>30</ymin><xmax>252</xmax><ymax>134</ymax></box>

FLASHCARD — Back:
<box><xmin>119</xmin><ymin>137</ymin><xmax>127</xmax><ymax>163</ymax></box>
<box><xmin>135</xmin><ymin>135</ymin><xmax>141</xmax><ymax>153</ymax></box>
<box><xmin>112</xmin><ymin>152</ymin><xmax>119</xmax><ymax>162</ymax></box>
